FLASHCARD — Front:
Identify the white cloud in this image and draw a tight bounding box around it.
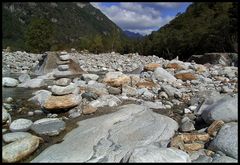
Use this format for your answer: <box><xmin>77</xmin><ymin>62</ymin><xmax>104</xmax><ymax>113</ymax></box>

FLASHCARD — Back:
<box><xmin>90</xmin><ymin>2</ymin><xmax>178</xmax><ymax>35</ymax></box>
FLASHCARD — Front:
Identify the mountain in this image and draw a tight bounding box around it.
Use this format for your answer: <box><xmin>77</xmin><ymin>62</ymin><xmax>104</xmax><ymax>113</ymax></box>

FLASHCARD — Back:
<box><xmin>2</xmin><ymin>2</ymin><xmax>126</xmax><ymax>53</ymax></box>
<box><xmin>139</xmin><ymin>2</ymin><xmax>238</xmax><ymax>60</ymax></box>
<box><xmin>123</xmin><ymin>30</ymin><xmax>143</xmax><ymax>39</ymax></box>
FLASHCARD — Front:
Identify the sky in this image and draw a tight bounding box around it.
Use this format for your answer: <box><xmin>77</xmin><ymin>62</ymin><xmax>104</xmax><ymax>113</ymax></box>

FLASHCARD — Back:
<box><xmin>91</xmin><ymin>2</ymin><xmax>191</xmax><ymax>36</ymax></box>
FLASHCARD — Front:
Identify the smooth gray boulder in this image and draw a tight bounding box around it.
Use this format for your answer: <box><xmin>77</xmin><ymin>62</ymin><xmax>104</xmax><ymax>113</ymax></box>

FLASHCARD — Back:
<box><xmin>2</xmin><ymin>77</ymin><xmax>18</xmax><ymax>87</ymax></box>
<box><xmin>128</xmin><ymin>145</ymin><xmax>191</xmax><ymax>162</ymax></box>
<box><xmin>18</xmin><ymin>73</ymin><xmax>31</xmax><ymax>83</ymax></box>
<box><xmin>208</xmin><ymin>122</ymin><xmax>238</xmax><ymax>159</ymax></box>
<box><xmin>201</xmin><ymin>95</ymin><xmax>238</xmax><ymax>123</ymax></box>
<box><xmin>32</xmin><ymin>104</ymin><xmax>179</xmax><ymax>162</ymax></box>
<box><xmin>10</xmin><ymin>118</ymin><xmax>33</xmax><ymax>132</ymax></box>
<box><xmin>28</xmin><ymin>90</ymin><xmax>52</xmax><ymax>107</ymax></box>
<box><xmin>18</xmin><ymin>78</ymin><xmax>45</xmax><ymax>88</ymax></box>
<box><xmin>3</xmin><ymin>135</ymin><xmax>41</xmax><ymax>163</ymax></box>
<box><xmin>3</xmin><ymin>132</ymin><xmax>32</xmax><ymax>143</ymax></box>
<box><xmin>153</xmin><ymin>67</ymin><xmax>176</xmax><ymax>83</ymax></box>
<box><xmin>31</xmin><ymin>118</ymin><xmax>65</xmax><ymax>136</ymax></box>
<box><xmin>51</xmin><ymin>84</ymin><xmax>75</xmax><ymax>95</ymax></box>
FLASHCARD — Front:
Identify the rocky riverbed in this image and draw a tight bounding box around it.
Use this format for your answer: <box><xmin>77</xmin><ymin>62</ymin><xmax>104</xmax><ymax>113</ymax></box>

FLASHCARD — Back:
<box><xmin>2</xmin><ymin>50</ymin><xmax>238</xmax><ymax>163</ymax></box>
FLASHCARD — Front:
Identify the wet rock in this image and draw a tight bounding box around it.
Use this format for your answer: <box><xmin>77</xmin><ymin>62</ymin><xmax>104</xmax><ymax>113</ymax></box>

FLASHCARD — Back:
<box><xmin>82</xmin><ymin>74</ymin><xmax>99</xmax><ymax>81</ymax></box>
<box><xmin>18</xmin><ymin>73</ymin><xmax>30</xmax><ymax>83</ymax></box>
<box><xmin>89</xmin><ymin>94</ymin><xmax>122</xmax><ymax>108</ymax></box>
<box><xmin>10</xmin><ymin>118</ymin><xmax>33</xmax><ymax>132</ymax></box>
<box><xmin>201</xmin><ymin>94</ymin><xmax>238</xmax><ymax>123</ymax></box>
<box><xmin>3</xmin><ymin>135</ymin><xmax>42</xmax><ymax>163</ymax></box>
<box><xmin>32</xmin><ymin>104</ymin><xmax>178</xmax><ymax>162</ymax></box>
<box><xmin>3</xmin><ymin>132</ymin><xmax>32</xmax><ymax>143</ymax></box>
<box><xmin>122</xmin><ymin>85</ymin><xmax>138</xmax><ymax>97</ymax></box>
<box><xmin>144</xmin><ymin>63</ymin><xmax>161</xmax><ymax>71</ymax></box>
<box><xmin>2</xmin><ymin>77</ymin><xmax>19</xmax><ymax>87</ymax></box>
<box><xmin>107</xmin><ymin>86</ymin><xmax>121</xmax><ymax>95</ymax></box>
<box><xmin>51</xmin><ymin>84</ymin><xmax>76</xmax><ymax>95</ymax></box>
<box><xmin>31</xmin><ymin>118</ymin><xmax>65</xmax><ymax>136</ymax></box>
<box><xmin>128</xmin><ymin>144</ymin><xmax>191</xmax><ymax>162</ymax></box>
<box><xmin>28</xmin><ymin>90</ymin><xmax>52</xmax><ymax>107</ymax></box>
<box><xmin>83</xmin><ymin>104</ymin><xmax>97</xmax><ymax>115</ymax></box>
<box><xmin>54</xmin><ymin>78</ymin><xmax>71</xmax><ymax>86</ymax></box>
<box><xmin>103</xmin><ymin>72</ymin><xmax>131</xmax><ymax>87</ymax></box>
<box><xmin>208</xmin><ymin>122</ymin><xmax>238</xmax><ymax>159</ymax></box>
<box><xmin>153</xmin><ymin>67</ymin><xmax>177</xmax><ymax>83</ymax></box>
<box><xmin>207</xmin><ymin>120</ymin><xmax>224</xmax><ymax>137</ymax></box>
<box><xmin>18</xmin><ymin>78</ymin><xmax>45</xmax><ymax>88</ymax></box>
<box><xmin>43</xmin><ymin>94</ymin><xmax>81</xmax><ymax>110</ymax></box>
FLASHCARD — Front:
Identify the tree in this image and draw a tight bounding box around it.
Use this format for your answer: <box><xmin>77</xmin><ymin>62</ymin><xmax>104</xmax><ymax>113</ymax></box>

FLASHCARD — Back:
<box><xmin>24</xmin><ymin>18</ymin><xmax>53</xmax><ymax>53</ymax></box>
<box><xmin>89</xmin><ymin>34</ymin><xmax>104</xmax><ymax>53</ymax></box>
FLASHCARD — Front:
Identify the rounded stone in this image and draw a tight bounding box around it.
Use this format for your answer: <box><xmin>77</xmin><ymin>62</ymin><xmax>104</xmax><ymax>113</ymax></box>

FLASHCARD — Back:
<box><xmin>10</xmin><ymin>118</ymin><xmax>33</xmax><ymax>132</ymax></box>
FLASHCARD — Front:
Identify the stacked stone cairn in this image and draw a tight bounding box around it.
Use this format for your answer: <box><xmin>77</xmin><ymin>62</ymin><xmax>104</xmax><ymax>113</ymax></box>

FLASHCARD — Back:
<box><xmin>43</xmin><ymin>51</ymin><xmax>81</xmax><ymax>112</ymax></box>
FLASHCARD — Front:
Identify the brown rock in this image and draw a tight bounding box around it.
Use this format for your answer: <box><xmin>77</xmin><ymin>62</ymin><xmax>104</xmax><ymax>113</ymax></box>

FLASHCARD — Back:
<box><xmin>43</xmin><ymin>94</ymin><xmax>80</xmax><ymax>110</ymax></box>
<box><xmin>175</xmin><ymin>72</ymin><xmax>197</xmax><ymax>81</ymax></box>
<box><xmin>180</xmin><ymin>133</ymin><xmax>210</xmax><ymax>143</ymax></box>
<box><xmin>166</xmin><ymin>63</ymin><xmax>184</xmax><ymax>70</ymax></box>
<box><xmin>207</xmin><ymin>120</ymin><xmax>224</xmax><ymax>137</ymax></box>
<box><xmin>83</xmin><ymin>105</ymin><xmax>97</xmax><ymax>115</ymax></box>
<box><xmin>103</xmin><ymin>75</ymin><xmax>131</xmax><ymax>87</ymax></box>
<box><xmin>144</xmin><ymin>63</ymin><xmax>161</xmax><ymax>71</ymax></box>
<box><xmin>184</xmin><ymin>143</ymin><xmax>204</xmax><ymax>152</ymax></box>
<box><xmin>136</xmin><ymin>81</ymin><xmax>156</xmax><ymax>89</ymax></box>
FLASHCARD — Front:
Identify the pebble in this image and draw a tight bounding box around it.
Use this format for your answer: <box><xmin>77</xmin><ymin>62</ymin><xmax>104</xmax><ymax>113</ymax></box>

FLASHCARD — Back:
<box><xmin>10</xmin><ymin>118</ymin><xmax>33</xmax><ymax>132</ymax></box>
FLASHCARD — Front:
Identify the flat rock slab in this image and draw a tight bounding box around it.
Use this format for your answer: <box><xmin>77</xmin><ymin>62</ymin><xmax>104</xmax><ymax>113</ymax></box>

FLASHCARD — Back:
<box><xmin>208</xmin><ymin>122</ymin><xmax>238</xmax><ymax>159</ymax></box>
<box><xmin>58</xmin><ymin>65</ymin><xmax>69</xmax><ymax>71</ymax></box>
<box><xmin>43</xmin><ymin>94</ymin><xmax>81</xmax><ymax>110</ymax></box>
<box><xmin>128</xmin><ymin>145</ymin><xmax>191</xmax><ymax>162</ymax></box>
<box><xmin>51</xmin><ymin>84</ymin><xmax>76</xmax><ymax>95</ymax></box>
<box><xmin>59</xmin><ymin>54</ymin><xmax>71</xmax><ymax>61</ymax></box>
<box><xmin>54</xmin><ymin>78</ymin><xmax>71</xmax><ymax>86</ymax></box>
<box><xmin>3</xmin><ymin>132</ymin><xmax>32</xmax><ymax>143</ymax></box>
<box><xmin>10</xmin><ymin>118</ymin><xmax>33</xmax><ymax>132</ymax></box>
<box><xmin>32</xmin><ymin>104</ymin><xmax>179</xmax><ymax>162</ymax></box>
<box><xmin>3</xmin><ymin>135</ymin><xmax>41</xmax><ymax>163</ymax></box>
<box><xmin>31</xmin><ymin>118</ymin><xmax>65</xmax><ymax>136</ymax></box>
